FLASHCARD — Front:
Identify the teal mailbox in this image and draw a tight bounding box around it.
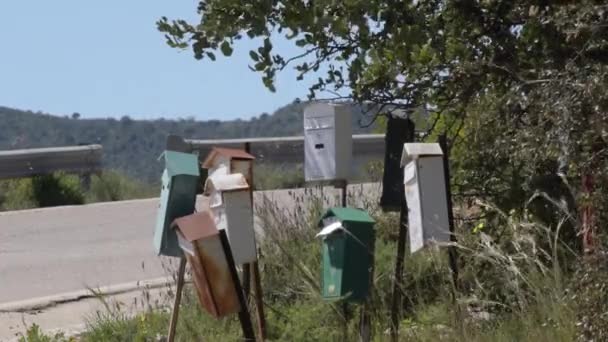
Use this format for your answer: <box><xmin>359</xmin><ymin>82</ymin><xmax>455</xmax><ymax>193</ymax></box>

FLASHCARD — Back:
<box><xmin>317</xmin><ymin>207</ymin><xmax>375</xmax><ymax>302</ymax></box>
<box><xmin>154</xmin><ymin>150</ymin><xmax>200</xmax><ymax>257</ymax></box>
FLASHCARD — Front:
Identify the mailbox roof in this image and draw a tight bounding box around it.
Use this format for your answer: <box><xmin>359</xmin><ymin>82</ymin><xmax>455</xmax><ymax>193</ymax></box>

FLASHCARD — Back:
<box><xmin>162</xmin><ymin>150</ymin><xmax>200</xmax><ymax>177</ymax></box>
<box><xmin>322</xmin><ymin>207</ymin><xmax>375</xmax><ymax>224</ymax></box>
<box><xmin>172</xmin><ymin>211</ymin><xmax>218</xmax><ymax>242</ymax></box>
<box><xmin>400</xmin><ymin>143</ymin><xmax>443</xmax><ymax>166</ymax></box>
<box><xmin>204</xmin><ymin>173</ymin><xmax>249</xmax><ymax>193</ymax></box>
<box><xmin>202</xmin><ymin>147</ymin><xmax>255</xmax><ymax>169</ymax></box>
<box><xmin>304</xmin><ymin>101</ymin><xmax>346</xmax><ymax>118</ymax></box>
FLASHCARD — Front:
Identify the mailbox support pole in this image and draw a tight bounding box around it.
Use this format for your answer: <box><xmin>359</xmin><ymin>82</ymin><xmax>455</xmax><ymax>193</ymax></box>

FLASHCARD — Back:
<box><xmin>389</xmin><ymin>118</ymin><xmax>416</xmax><ymax>342</ymax></box>
<box><xmin>220</xmin><ymin>229</ymin><xmax>256</xmax><ymax>341</ymax></box>
<box><xmin>167</xmin><ymin>257</ymin><xmax>187</xmax><ymax>342</ymax></box>
<box><xmin>244</xmin><ymin>141</ymin><xmax>268</xmax><ymax>341</ymax></box>
<box><xmin>438</xmin><ymin>134</ymin><xmax>459</xmax><ymax>294</ymax></box>
<box><xmin>390</xmin><ymin>196</ymin><xmax>408</xmax><ymax>342</ymax></box>
<box><xmin>335</xmin><ymin>179</ymin><xmax>350</xmax><ymax>342</ymax></box>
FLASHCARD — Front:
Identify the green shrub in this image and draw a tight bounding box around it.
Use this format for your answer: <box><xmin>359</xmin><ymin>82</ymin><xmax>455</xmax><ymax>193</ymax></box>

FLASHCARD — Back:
<box><xmin>1</xmin><ymin>178</ymin><xmax>38</xmax><ymax>210</ymax></box>
<box><xmin>0</xmin><ymin>173</ymin><xmax>84</xmax><ymax>210</ymax></box>
<box><xmin>17</xmin><ymin>324</ymin><xmax>70</xmax><ymax>342</ymax></box>
<box><xmin>253</xmin><ymin>163</ymin><xmax>305</xmax><ymax>190</ymax></box>
<box><xmin>86</xmin><ymin>171</ymin><xmax>156</xmax><ymax>203</ymax></box>
<box><xmin>31</xmin><ymin>173</ymin><xmax>85</xmax><ymax>207</ymax></box>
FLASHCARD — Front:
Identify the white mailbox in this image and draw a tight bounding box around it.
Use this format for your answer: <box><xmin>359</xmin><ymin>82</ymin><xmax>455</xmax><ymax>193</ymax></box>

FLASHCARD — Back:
<box><xmin>204</xmin><ymin>173</ymin><xmax>257</xmax><ymax>264</ymax></box>
<box><xmin>401</xmin><ymin>143</ymin><xmax>450</xmax><ymax>254</ymax></box>
<box><xmin>304</xmin><ymin>102</ymin><xmax>353</xmax><ymax>182</ymax></box>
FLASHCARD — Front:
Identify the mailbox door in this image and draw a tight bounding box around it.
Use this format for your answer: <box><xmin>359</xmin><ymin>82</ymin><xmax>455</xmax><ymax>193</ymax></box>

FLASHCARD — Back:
<box><xmin>404</xmin><ymin>161</ymin><xmax>424</xmax><ymax>254</ymax></box>
<box><xmin>231</xmin><ymin>160</ymin><xmax>253</xmax><ymax>186</ymax></box>
<box><xmin>305</xmin><ymin>115</ymin><xmax>336</xmax><ymax>181</ymax></box>
<box><xmin>196</xmin><ymin>238</ymin><xmax>241</xmax><ymax>317</ymax></box>
<box><xmin>322</xmin><ymin>234</ymin><xmax>345</xmax><ymax>300</ymax></box>
<box><xmin>153</xmin><ymin>171</ymin><xmax>172</xmax><ymax>255</ymax></box>
<box><xmin>418</xmin><ymin>157</ymin><xmax>450</xmax><ymax>245</ymax></box>
<box><xmin>223</xmin><ymin>191</ymin><xmax>257</xmax><ymax>264</ymax></box>
<box><xmin>343</xmin><ymin>222</ymin><xmax>374</xmax><ymax>302</ymax></box>
<box><xmin>154</xmin><ymin>174</ymin><xmax>199</xmax><ymax>257</ymax></box>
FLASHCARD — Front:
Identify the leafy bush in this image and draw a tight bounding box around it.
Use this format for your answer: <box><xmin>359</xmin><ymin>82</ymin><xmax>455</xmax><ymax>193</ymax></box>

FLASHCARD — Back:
<box><xmin>0</xmin><ymin>173</ymin><xmax>84</xmax><ymax>210</ymax></box>
<box><xmin>86</xmin><ymin>171</ymin><xmax>156</xmax><ymax>203</ymax></box>
<box><xmin>31</xmin><ymin>173</ymin><xmax>85</xmax><ymax>207</ymax></box>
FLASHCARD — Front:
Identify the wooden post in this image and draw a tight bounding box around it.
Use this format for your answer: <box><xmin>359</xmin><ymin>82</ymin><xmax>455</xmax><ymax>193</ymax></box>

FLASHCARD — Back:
<box><xmin>390</xmin><ymin>196</ymin><xmax>407</xmax><ymax>342</ymax></box>
<box><xmin>251</xmin><ymin>262</ymin><xmax>267</xmax><ymax>340</ymax></box>
<box><xmin>389</xmin><ymin>119</ymin><xmax>416</xmax><ymax>342</ymax></box>
<box><xmin>336</xmin><ymin>179</ymin><xmax>349</xmax><ymax>342</ymax></box>
<box><xmin>244</xmin><ymin>141</ymin><xmax>267</xmax><ymax>340</ymax></box>
<box><xmin>167</xmin><ymin>257</ymin><xmax>187</xmax><ymax>342</ymax></box>
<box><xmin>438</xmin><ymin>134</ymin><xmax>459</xmax><ymax>293</ymax></box>
<box><xmin>219</xmin><ymin>229</ymin><xmax>256</xmax><ymax>341</ymax></box>
<box><xmin>359</xmin><ymin>241</ymin><xmax>374</xmax><ymax>342</ymax></box>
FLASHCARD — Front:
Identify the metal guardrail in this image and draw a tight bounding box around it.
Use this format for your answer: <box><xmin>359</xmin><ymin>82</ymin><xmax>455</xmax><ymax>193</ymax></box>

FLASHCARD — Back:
<box><xmin>0</xmin><ymin>145</ymin><xmax>103</xmax><ymax>179</ymax></box>
<box><xmin>166</xmin><ymin>134</ymin><xmax>386</xmax><ymax>164</ymax></box>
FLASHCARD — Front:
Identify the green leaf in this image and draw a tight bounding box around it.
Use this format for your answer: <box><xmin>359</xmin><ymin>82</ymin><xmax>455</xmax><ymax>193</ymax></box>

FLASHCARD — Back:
<box><xmin>220</xmin><ymin>41</ymin><xmax>233</xmax><ymax>56</ymax></box>
<box><xmin>206</xmin><ymin>52</ymin><xmax>216</xmax><ymax>61</ymax></box>
<box><xmin>249</xmin><ymin>50</ymin><xmax>260</xmax><ymax>62</ymax></box>
<box><xmin>254</xmin><ymin>62</ymin><xmax>266</xmax><ymax>71</ymax></box>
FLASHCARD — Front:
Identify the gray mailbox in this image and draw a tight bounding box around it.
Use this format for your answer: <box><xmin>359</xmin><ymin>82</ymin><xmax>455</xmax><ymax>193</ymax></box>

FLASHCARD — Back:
<box><xmin>304</xmin><ymin>102</ymin><xmax>353</xmax><ymax>182</ymax></box>
<box><xmin>401</xmin><ymin>143</ymin><xmax>450</xmax><ymax>253</ymax></box>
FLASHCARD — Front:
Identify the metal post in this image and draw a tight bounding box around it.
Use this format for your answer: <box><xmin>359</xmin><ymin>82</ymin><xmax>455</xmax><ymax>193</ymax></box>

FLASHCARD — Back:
<box><xmin>167</xmin><ymin>257</ymin><xmax>187</xmax><ymax>342</ymax></box>
<box><xmin>438</xmin><ymin>134</ymin><xmax>459</xmax><ymax>292</ymax></box>
<box><xmin>220</xmin><ymin>229</ymin><xmax>256</xmax><ymax>341</ymax></box>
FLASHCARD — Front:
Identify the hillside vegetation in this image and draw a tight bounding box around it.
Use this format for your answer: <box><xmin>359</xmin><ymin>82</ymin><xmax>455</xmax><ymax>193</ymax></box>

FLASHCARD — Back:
<box><xmin>0</xmin><ymin>102</ymin><xmax>376</xmax><ymax>183</ymax></box>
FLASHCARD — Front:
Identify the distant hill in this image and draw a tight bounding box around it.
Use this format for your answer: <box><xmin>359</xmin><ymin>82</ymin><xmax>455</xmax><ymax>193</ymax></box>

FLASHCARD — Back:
<box><xmin>0</xmin><ymin>102</ymin><xmax>377</xmax><ymax>183</ymax></box>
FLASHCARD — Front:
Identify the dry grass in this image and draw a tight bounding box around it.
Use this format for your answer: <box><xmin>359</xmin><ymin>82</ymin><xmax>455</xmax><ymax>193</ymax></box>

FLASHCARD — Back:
<box><xmin>17</xmin><ymin>188</ymin><xmax>586</xmax><ymax>341</ymax></box>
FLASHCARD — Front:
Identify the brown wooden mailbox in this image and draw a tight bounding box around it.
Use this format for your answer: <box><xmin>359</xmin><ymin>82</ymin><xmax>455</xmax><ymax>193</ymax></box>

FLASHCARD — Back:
<box><xmin>202</xmin><ymin>147</ymin><xmax>255</xmax><ymax>186</ymax></box>
<box><xmin>172</xmin><ymin>211</ymin><xmax>242</xmax><ymax>318</ymax></box>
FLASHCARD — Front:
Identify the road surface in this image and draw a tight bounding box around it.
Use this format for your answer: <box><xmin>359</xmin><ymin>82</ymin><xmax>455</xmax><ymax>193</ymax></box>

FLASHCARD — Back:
<box><xmin>0</xmin><ymin>184</ymin><xmax>380</xmax><ymax>305</ymax></box>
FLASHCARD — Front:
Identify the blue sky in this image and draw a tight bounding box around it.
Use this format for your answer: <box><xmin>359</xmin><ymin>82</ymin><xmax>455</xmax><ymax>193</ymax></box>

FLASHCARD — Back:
<box><xmin>0</xmin><ymin>1</ymin><xmax>317</xmax><ymax>120</ymax></box>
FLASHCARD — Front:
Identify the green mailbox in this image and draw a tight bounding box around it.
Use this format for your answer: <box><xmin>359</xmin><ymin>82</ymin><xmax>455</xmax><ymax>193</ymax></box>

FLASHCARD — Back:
<box><xmin>154</xmin><ymin>150</ymin><xmax>200</xmax><ymax>257</ymax></box>
<box><xmin>318</xmin><ymin>207</ymin><xmax>375</xmax><ymax>302</ymax></box>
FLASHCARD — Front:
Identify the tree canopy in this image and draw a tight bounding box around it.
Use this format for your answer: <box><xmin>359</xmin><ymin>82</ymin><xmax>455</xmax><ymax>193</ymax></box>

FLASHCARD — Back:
<box><xmin>159</xmin><ymin>1</ymin><xmax>608</xmax><ymax>246</ymax></box>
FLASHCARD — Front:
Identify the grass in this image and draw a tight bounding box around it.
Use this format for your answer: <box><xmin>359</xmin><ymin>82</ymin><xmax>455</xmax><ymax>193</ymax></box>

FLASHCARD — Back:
<box><xmin>14</xmin><ymin>182</ymin><xmax>589</xmax><ymax>341</ymax></box>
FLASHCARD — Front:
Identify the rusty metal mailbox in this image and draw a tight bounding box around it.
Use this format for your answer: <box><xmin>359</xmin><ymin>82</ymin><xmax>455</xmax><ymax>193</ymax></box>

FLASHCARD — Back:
<box><xmin>172</xmin><ymin>211</ymin><xmax>242</xmax><ymax>318</ymax></box>
<box><xmin>154</xmin><ymin>150</ymin><xmax>200</xmax><ymax>257</ymax></box>
<box><xmin>317</xmin><ymin>207</ymin><xmax>375</xmax><ymax>302</ymax></box>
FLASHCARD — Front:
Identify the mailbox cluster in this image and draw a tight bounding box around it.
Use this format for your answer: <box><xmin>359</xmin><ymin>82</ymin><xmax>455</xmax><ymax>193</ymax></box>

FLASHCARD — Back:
<box><xmin>152</xmin><ymin>101</ymin><xmax>454</xmax><ymax>341</ymax></box>
<box><xmin>154</xmin><ymin>146</ymin><xmax>258</xmax><ymax>323</ymax></box>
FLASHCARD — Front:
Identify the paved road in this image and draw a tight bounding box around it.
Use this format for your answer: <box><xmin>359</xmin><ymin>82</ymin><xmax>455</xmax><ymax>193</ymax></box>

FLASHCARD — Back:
<box><xmin>0</xmin><ymin>184</ymin><xmax>380</xmax><ymax>305</ymax></box>
<box><xmin>0</xmin><ymin>198</ymin><xmax>181</xmax><ymax>304</ymax></box>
